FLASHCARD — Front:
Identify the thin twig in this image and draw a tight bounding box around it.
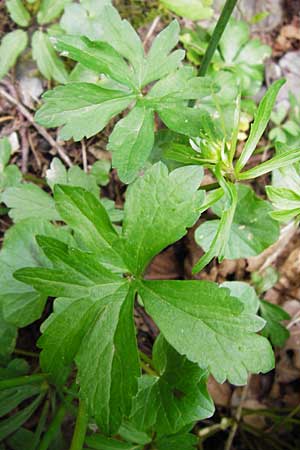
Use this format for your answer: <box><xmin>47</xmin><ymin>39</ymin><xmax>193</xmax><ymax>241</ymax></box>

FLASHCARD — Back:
<box><xmin>20</xmin><ymin>125</ymin><xmax>29</xmax><ymax>173</ymax></box>
<box><xmin>81</xmin><ymin>139</ymin><xmax>88</xmax><ymax>172</ymax></box>
<box><xmin>143</xmin><ymin>15</ymin><xmax>161</xmax><ymax>50</ymax></box>
<box><xmin>225</xmin><ymin>381</ymin><xmax>250</xmax><ymax>450</ymax></box>
<box><xmin>0</xmin><ymin>87</ymin><xmax>73</xmax><ymax>167</ymax></box>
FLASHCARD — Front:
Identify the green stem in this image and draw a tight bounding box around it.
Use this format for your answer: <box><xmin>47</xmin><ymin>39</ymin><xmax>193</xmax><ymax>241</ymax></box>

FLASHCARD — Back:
<box><xmin>140</xmin><ymin>361</ymin><xmax>158</xmax><ymax>377</ymax></box>
<box><xmin>199</xmin><ymin>182</ymin><xmax>220</xmax><ymax>191</ymax></box>
<box><xmin>69</xmin><ymin>400</ymin><xmax>88</xmax><ymax>450</ymax></box>
<box><xmin>38</xmin><ymin>383</ymin><xmax>78</xmax><ymax>450</ymax></box>
<box><xmin>199</xmin><ymin>0</ymin><xmax>238</xmax><ymax>76</ymax></box>
<box><xmin>39</xmin><ymin>401</ymin><xmax>68</xmax><ymax>450</ymax></box>
<box><xmin>0</xmin><ymin>373</ymin><xmax>48</xmax><ymax>391</ymax></box>
<box><xmin>14</xmin><ymin>348</ymin><xmax>39</xmax><ymax>358</ymax></box>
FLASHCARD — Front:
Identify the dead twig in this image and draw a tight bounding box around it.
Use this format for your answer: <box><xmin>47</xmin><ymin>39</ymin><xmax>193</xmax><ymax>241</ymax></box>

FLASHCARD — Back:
<box><xmin>143</xmin><ymin>15</ymin><xmax>161</xmax><ymax>50</ymax></box>
<box><xmin>19</xmin><ymin>124</ymin><xmax>29</xmax><ymax>173</ymax></box>
<box><xmin>81</xmin><ymin>139</ymin><xmax>88</xmax><ymax>172</ymax></box>
<box><xmin>0</xmin><ymin>87</ymin><xmax>73</xmax><ymax>168</ymax></box>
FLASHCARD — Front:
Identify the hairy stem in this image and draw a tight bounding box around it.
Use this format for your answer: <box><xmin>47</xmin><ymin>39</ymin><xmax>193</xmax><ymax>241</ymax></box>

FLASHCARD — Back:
<box><xmin>199</xmin><ymin>0</ymin><xmax>238</xmax><ymax>76</ymax></box>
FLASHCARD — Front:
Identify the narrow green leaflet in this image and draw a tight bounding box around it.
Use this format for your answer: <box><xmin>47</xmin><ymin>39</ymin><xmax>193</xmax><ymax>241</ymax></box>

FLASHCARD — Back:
<box><xmin>53</xmin><ymin>185</ymin><xmax>126</xmax><ymax>271</ymax></box>
<box><xmin>139</xmin><ymin>280</ymin><xmax>274</xmax><ymax>385</ymax></box>
<box><xmin>35</xmin><ymin>83</ymin><xmax>135</xmax><ymax>141</ymax></box>
<box><xmin>5</xmin><ymin>0</ymin><xmax>31</xmax><ymax>27</ymax></box>
<box><xmin>195</xmin><ymin>184</ymin><xmax>280</xmax><ymax>260</ymax></box>
<box><xmin>32</xmin><ymin>31</ymin><xmax>68</xmax><ymax>84</ymax></box>
<box><xmin>237</xmin><ymin>148</ymin><xmax>300</xmax><ymax>180</ymax></box>
<box><xmin>75</xmin><ymin>285</ymin><xmax>139</xmax><ymax>434</ymax></box>
<box><xmin>130</xmin><ymin>336</ymin><xmax>214</xmax><ymax>436</ymax></box>
<box><xmin>121</xmin><ymin>163</ymin><xmax>204</xmax><ymax>276</ymax></box>
<box><xmin>161</xmin><ymin>0</ymin><xmax>213</xmax><ymax>20</ymax></box>
<box><xmin>193</xmin><ymin>180</ymin><xmax>238</xmax><ymax>273</ymax></box>
<box><xmin>235</xmin><ymin>79</ymin><xmax>285</xmax><ymax>173</ymax></box>
<box><xmin>37</xmin><ymin>0</ymin><xmax>71</xmax><ymax>24</ymax></box>
<box><xmin>100</xmin><ymin>5</ymin><xmax>144</xmax><ymax>84</ymax></box>
<box><xmin>53</xmin><ymin>35</ymin><xmax>135</xmax><ymax>88</ymax></box>
<box><xmin>0</xmin><ymin>218</ymin><xmax>72</xmax><ymax>328</ymax></box>
<box><xmin>2</xmin><ymin>183</ymin><xmax>59</xmax><ymax>222</ymax></box>
<box><xmin>108</xmin><ymin>106</ymin><xmax>154</xmax><ymax>183</ymax></box>
<box><xmin>0</xmin><ymin>394</ymin><xmax>44</xmax><ymax>441</ymax></box>
<box><xmin>0</xmin><ymin>30</ymin><xmax>28</xmax><ymax>80</ymax></box>
<box><xmin>0</xmin><ymin>384</ymin><xmax>41</xmax><ymax>417</ymax></box>
<box><xmin>260</xmin><ymin>300</ymin><xmax>290</xmax><ymax>347</ymax></box>
<box><xmin>142</xmin><ymin>20</ymin><xmax>185</xmax><ymax>86</ymax></box>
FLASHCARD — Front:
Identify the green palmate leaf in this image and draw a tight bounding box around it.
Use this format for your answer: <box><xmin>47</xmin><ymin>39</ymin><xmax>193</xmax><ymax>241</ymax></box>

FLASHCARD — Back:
<box><xmin>260</xmin><ymin>300</ymin><xmax>290</xmax><ymax>347</ymax></box>
<box><xmin>35</xmin><ymin>83</ymin><xmax>135</xmax><ymax>141</ymax></box>
<box><xmin>32</xmin><ymin>31</ymin><xmax>68</xmax><ymax>84</ymax></box>
<box><xmin>195</xmin><ymin>184</ymin><xmax>280</xmax><ymax>260</ymax></box>
<box><xmin>139</xmin><ymin>280</ymin><xmax>273</xmax><ymax>385</ymax></box>
<box><xmin>121</xmin><ymin>163</ymin><xmax>204</xmax><ymax>276</ymax></box>
<box><xmin>15</xmin><ymin>237</ymin><xmax>139</xmax><ymax>434</ymax></box>
<box><xmin>235</xmin><ymin>79</ymin><xmax>285</xmax><ymax>173</ymax></box>
<box><xmin>53</xmin><ymin>35</ymin><xmax>135</xmax><ymax>88</ymax></box>
<box><xmin>0</xmin><ymin>30</ymin><xmax>28</xmax><ymax>80</ymax></box>
<box><xmin>37</xmin><ymin>0</ymin><xmax>71</xmax><ymax>24</ymax></box>
<box><xmin>142</xmin><ymin>20</ymin><xmax>185</xmax><ymax>86</ymax></box>
<box><xmin>108</xmin><ymin>105</ymin><xmax>154</xmax><ymax>183</ymax></box>
<box><xmin>0</xmin><ymin>137</ymin><xmax>22</xmax><ymax>200</ymax></box>
<box><xmin>154</xmin><ymin>433</ymin><xmax>198</xmax><ymax>450</ymax></box>
<box><xmin>2</xmin><ymin>183</ymin><xmax>59</xmax><ymax>222</ymax></box>
<box><xmin>0</xmin><ymin>218</ymin><xmax>72</xmax><ymax>328</ymax></box>
<box><xmin>266</xmin><ymin>186</ymin><xmax>300</xmax><ymax>222</ymax></box>
<box><xmin>161</xmin><ymin>0</ymin><xmax>213</xmax><ymax>20</ymax></box>
<box><xmin>53</xmin><ymin>185</ymin><xmax>126</xmax><ymax>271</ymax></box>
<box><xmin>5</xmin><ymin>0</ymin><xmax>31</xmax><ymax>27</ymax></box>
<box><xmin>130</xmin><ymin>336</ymin><xmax>214</xmax><ymax>436</ymax></box>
